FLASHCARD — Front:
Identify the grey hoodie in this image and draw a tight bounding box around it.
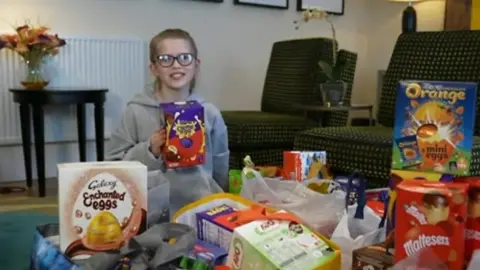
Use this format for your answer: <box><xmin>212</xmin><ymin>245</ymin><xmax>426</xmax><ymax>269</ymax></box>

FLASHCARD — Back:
<box><xmin>106</xmin><ymin>84</ymin><xmax>229</xmax><ymax>214</ymax></box>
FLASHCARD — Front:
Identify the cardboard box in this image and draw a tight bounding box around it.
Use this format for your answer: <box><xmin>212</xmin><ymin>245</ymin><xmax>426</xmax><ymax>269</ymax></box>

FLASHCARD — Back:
<box><xmin>391</xmin><ymin>80</ymin><xmax>477</xmax><ymax>175</ymax></box>
<box><xmin>226</xmin><ymin>218</ymin><xmax>338</xmax><ymax>270</ymax></box>
<box><xmin>57</xmin><ymin>161</ymin><xmax>148</xmax><ymax>259</ymax></box>
<box><xmin>386</xmin><ymin>169</ymin><xmax>454</xmax><ymax>235</ymax></box>
<box><xmin>196</xmin><ymin>204</ymin><xmax>242</xmax><ymax>250</ymax></box>
<box><xmin>394</xmin><ymin>181</ymin><xmax>468</xmax><ymax>270</ymax></box>
<box><xmin>352</xmin><ymin>242</ymin><xmax>394</xmax><ymax>270</ymax></box>
<box><xmin>283</xmin><ymin>151</ymin><xmax>327</xmax><ymax>182</ymax></box>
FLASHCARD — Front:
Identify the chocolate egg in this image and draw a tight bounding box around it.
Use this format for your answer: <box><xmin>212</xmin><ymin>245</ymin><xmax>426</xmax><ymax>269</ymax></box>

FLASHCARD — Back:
<box><xmin>417</xmin><ymin>124</ymin><xmax>438</xmax><ymax>138</ymax></box>
<box><xmin>84</xmin><ymin>211</ymin><xmax>124</xmax><ymax>249</ymax></box>
<box><xmin>180</xmin><ymin>138</ymin><xmax>193</xmax><ymax>148</ymax></box>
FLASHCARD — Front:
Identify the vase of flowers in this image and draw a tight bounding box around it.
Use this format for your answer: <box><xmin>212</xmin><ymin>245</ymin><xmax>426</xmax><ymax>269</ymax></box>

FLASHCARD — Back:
<box><xmin>0</xmin><ymin>23</ymin><xmax>66</xmax><ymax>89</ymax></box>
<box><xmin>294</xmin><ymin>9</ymin><xmax>346</xmax><ymax>106</ymax></box>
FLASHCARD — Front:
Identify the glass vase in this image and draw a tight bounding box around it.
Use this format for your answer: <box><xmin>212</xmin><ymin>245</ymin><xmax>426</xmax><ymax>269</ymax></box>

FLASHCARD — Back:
<box><xmin>21</xmin><ymin>59</ymin><xmax>49</xmax><ymax>90</ymax></box>
<box><xmin>319</xmin><ymin>81</ymin><xmax>347</xmax><ymax>107</ymax></box>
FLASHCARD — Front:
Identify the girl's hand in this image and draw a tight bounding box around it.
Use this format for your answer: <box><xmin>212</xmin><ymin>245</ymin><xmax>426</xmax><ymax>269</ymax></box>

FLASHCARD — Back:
<box><xmin>149</xmin><ymin>129</ymin><xmax>166</xmax><ymax>157</ymax></box>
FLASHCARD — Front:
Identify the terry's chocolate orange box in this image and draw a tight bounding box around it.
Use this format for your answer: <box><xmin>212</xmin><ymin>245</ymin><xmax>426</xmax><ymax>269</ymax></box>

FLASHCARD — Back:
<box><xmin>162</xmin><ymin>101</ymin><xmax>206</xmax><ymax>168</ymax></box>
<box><xmin>57</xmin><ymin>161</ymin><xmax>148</xmax><ymax>259</ymax></box>
<box><xmin>394</xmin><ymin>180</ymin><xmax>468</xmax><ymax>270</ymax></box>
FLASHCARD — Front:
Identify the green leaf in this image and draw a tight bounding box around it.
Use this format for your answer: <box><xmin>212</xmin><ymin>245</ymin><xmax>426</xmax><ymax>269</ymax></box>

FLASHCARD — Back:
<box><xmin>317</xmin><ymin>60</ymin><xmax>334</xmax><ymax>81</ymax></box>
<box><xmin>245</xmin><ymin>171</ymin><xmax>256</xmax><ymax>180</ymax></box>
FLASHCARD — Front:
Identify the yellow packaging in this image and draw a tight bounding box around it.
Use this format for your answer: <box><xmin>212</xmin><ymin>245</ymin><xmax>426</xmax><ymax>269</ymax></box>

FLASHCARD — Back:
<box><xmin>172</xmin><ymin>193</ymin><xmax>341</xmax><ymax>269</ymax></box>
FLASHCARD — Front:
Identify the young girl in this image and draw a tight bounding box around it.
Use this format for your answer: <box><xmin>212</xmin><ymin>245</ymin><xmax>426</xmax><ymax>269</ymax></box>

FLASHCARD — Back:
<box><xmin>106</xmin><ymin>29</ymin><xmax>229</xmax><ymax>214</ymax></box>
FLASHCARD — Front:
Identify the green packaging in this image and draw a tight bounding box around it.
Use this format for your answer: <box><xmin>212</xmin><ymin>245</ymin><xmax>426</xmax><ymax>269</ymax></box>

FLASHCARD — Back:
<box><xmin>228</xmin><ymin>170</ymin><xmax>243</xmax><ymax>195</ymax></box>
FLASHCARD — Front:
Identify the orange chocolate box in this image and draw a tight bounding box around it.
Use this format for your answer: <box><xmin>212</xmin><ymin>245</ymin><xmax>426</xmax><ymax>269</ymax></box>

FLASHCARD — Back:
<box><xmin>394</xmin><ymin>180</ymin><xmax>468</xmax><ymax>270</ymax></box>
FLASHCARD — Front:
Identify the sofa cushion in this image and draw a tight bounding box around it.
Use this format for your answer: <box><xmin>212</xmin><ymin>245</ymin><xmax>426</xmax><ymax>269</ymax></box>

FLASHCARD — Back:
<box><xmin>377</xmin><ymin>31</ymin><xmax>480</xmax><ymax>134</ymax></box>
<box><xmin>294</xmin><ymin>126</ymin><xmax>398</xmax><ymax>187</ymax></box>
<box><xmin>223</xmin><ymin>111</ymin><xmax>317</xmax><ymax>148</ymax></box>
<box><xmin>229</xmin><ymin>148</ymin><xmax>285</xmax><ymax>170</ymax></box>
<box><xmin>294</xmin><ymin>126</ymin><xmax>480</xmax><ymax>187</ymax></box>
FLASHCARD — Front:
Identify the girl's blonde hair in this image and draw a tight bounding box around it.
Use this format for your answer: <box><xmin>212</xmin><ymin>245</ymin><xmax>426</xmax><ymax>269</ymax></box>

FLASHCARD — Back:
<box><xmin>149</xmin><ymin>29</ymin><xmax>198</xmax><ymax>91</ymax></box>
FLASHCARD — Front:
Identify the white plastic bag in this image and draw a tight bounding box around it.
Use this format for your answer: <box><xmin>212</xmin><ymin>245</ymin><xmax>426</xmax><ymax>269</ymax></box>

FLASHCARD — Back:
<box><xmin>330</xmin><ymin>174</ymin><xmax>385</xmax><ymax>269</ymax></box>
<box><xmin>467</xmin><ymin>250</ymin><xmax>480</xmax><ymax>270</ymax></box>
<box><xmin>147</xmin><ymin>170</ymin><xmax>170</xmax><ymax>227</ymax></box>
<box><xmin>240</xmin><ymin>164</ymin><xmax>345</xmax><ymax>237</ymax></box>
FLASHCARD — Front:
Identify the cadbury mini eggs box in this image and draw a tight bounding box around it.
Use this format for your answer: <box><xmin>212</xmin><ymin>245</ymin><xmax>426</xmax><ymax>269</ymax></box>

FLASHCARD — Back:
<box><xmin>57</xmin><ymin>161</ymin><xmax>147</xmax><ymax>259</ymax></box>
<box><xmin>391</xmin><ymin>80</ymin><xmax>477</xmax><ymax>176</ymax></box>
<box><xmin>161</xmin><ymin>101</ymin><xmax>206</xmax><ymax>168</ymax></box>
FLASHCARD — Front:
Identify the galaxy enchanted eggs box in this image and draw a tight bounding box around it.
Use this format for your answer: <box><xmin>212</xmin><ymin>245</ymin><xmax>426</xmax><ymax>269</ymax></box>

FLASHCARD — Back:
<box><xmin>57</xmin><ymin>161</ymin><xmax>147</xmax><ymax>258</ymax></box>
<box><xmin>162</xmin><ymin>101</ymin><xmax>206</xmax><ymax>168</ymax></box>
<box><xmin>391</xmin><ymin>80</ymin><xmax>477</xmax><ymax>175</ymax></box>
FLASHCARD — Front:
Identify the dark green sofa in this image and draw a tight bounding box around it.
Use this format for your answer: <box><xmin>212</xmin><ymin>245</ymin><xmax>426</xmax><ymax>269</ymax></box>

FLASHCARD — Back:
<box><xmin>222</xmin><ymin>38</ymin><xmax>358</xmax><ymax>169</ymax></box>
<box><xmin>294</xmin><ymin>31</ymin><xmax>480</xmax><ymax>187</ymax></box>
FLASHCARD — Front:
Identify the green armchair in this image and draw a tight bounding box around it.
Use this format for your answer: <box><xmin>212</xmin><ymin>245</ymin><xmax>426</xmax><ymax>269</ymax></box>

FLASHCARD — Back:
<box><xmin>222</xmin><ymin>38</ymin><xmax>358</xmax><ymax>169</ymax></box>
<box><xmin>294</xmin><ymin>30</ymin><xmax>480</xmax><ymax>187</ymax></box>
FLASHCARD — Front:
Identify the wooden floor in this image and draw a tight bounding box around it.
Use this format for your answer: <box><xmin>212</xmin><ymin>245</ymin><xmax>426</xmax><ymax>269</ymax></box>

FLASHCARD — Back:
<box><xmin>0</xmin><ymin>179</ymin><xmax>58</xmax><ymax>215</ymax></box>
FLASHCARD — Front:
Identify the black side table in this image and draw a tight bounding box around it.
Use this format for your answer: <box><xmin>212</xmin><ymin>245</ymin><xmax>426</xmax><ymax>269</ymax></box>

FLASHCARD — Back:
<box><xmin>292</xmin><ymin>103</ymin><xmax>374</xmax><ymax>127</ymax></box>
<box><xmin>10</xmin><ymin>88</ymin><xmax>108</xmax><ymax>197</ymax></box>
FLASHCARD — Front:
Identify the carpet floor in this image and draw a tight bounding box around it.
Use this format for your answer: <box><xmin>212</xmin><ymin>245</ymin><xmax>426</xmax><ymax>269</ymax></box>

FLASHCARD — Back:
<box><xmin>0</xmin><ymin>190</ymin><xmax>59</xmax><ymax>270</ymax></box>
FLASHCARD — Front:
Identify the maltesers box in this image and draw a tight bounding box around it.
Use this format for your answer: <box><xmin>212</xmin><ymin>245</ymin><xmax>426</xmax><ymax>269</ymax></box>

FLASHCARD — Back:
<box><xmin>386</xmin><ymin>169</ymin><xmax>454</xmax><ymax>235</ymax></box>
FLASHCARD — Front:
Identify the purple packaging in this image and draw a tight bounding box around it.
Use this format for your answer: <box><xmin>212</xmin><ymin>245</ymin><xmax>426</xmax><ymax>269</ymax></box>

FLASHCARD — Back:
<box><xmin>161</xmin><ymin>101</ymin><xmax>206</xmax><ymax>169</ymax></box>
<box><xmin>195</xmin><ymin>204</ymin><xmax>240</xmax><ymax>250</ymax></box>
<box><xmin>188</xmin><ymin>239</ymin><xmax>228</xmax><ymax>266</ymax></box>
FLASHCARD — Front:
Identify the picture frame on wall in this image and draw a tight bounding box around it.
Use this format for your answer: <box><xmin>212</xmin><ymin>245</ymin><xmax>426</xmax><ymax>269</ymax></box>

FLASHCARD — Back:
<box><xmin>234</xmin><ymin>0</ymin><xmax>288</xmax><ymax>9</ymax></box>
<box><xmin>297</xmin><ymin>0</ymin><xmax>344</xmax><ymax>15</ymax></box>
<box><xmin>191</xmin><ymin>0</ymin><xmax>223</xmax><ymax>2</ymax></box>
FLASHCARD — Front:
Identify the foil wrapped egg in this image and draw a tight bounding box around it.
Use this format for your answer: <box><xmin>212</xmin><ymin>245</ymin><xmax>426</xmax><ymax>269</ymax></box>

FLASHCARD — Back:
<box><xmin>416</xmin><ymin>124</ymin><xmax>438</xmax><ymax>139</ymax></box>
<box><xmin>84</xmin><ymin>211</ymin><xmax>124</xmax><ymax>250</ymax></box>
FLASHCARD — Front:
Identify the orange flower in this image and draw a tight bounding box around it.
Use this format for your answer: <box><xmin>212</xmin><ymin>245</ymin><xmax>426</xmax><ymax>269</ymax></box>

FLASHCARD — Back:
<box><xmin>1</xmin><ymin>22</ymin><xmax>66</xmax><ymax>60</ymax></box>
<box><xmin>16</xmin><ymin>25</ymin><xmax>29</xmax><ymax>40</ymax></box>
<box><xmin>47</xmin><ymin>34</ymin><xmax>59</xmax><ymax>46</ymax></box>
<box><xmin>15</xmin><ymin>43</ymin><xmax>28</xmax><ymax>53</ymax></box>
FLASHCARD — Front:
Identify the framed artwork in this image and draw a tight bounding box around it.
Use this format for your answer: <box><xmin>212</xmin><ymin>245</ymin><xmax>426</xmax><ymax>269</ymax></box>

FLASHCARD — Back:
<box><xmin>191</xmin><ymin>0</ymin><xmax>223</xmax><ymax>2</ymax></box>
<box><xmin>234</xmin><ymin>0</ymin><xmax>288</xmax><ymax>9</ymax></box>
<box><xmin>297</xmin><ymin>0</ymin><xmax>344</xmax><ymax>15</ymax></box>
<box><xmin>444</xmin><ymin>0</ymin><xmax>472</xmax><ymax>30</ymax></box>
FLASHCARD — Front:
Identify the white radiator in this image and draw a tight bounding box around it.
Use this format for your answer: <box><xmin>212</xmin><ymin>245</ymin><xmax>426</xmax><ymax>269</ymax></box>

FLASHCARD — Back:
<box><xmin>0</xmin><ymin>37</ymin><xmax>147</xmax><ymax>145</ymax></box>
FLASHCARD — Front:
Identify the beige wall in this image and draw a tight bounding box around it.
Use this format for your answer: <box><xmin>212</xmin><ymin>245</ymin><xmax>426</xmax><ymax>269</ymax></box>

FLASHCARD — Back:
<box><xmin>0</xmin><ymin>0</ymin><xmax>445</xmax><ymax>110</ymax></box>
<box><xmin>361</xmin><ymin>0</ymin><xmax>446</xmax><ymax>110</ymax></box>
<box><xmin>0</xmin><ymin>0</ymin><xmax>446</xmax><ymax>181</ymax></box>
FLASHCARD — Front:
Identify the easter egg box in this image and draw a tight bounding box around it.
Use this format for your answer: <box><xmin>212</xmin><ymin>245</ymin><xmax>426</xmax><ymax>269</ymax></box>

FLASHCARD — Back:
<box><xmin>161</xmin><ymin>101</ymin><xmax>206</xmax><ymax>169</ymax></box>
<box><xmin>391</xmin><ymin>80</ymin><xmax>478</xmax><ymax>176</ymax></box>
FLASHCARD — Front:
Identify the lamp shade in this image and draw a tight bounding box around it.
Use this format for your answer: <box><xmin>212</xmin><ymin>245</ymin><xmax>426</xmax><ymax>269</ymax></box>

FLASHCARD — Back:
<box><xmin>388</xmin><ymin>0</ymin><xmax>424</xmax><ymax>2</ymax></box>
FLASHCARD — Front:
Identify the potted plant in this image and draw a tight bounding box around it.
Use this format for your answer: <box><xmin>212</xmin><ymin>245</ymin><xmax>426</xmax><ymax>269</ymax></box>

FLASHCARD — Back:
<box><xmin>294</xmin><ymin>8</ymin><xmax>346</xmax><ymax>107</ymax></box>
<box><xmin>0</xmin><ymin>22</ymin><xmax>66</xmax><ymax>89</ymax></box>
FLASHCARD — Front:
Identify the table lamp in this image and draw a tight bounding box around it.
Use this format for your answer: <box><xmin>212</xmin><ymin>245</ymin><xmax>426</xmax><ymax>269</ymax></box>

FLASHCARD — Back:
<box><xmin>389</xmin><ymin>0</ymin><xmax>425</xmax><ymax>33</ymax></box>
